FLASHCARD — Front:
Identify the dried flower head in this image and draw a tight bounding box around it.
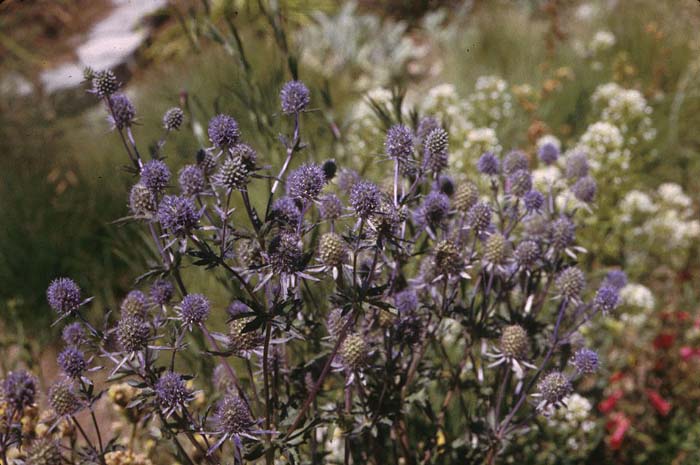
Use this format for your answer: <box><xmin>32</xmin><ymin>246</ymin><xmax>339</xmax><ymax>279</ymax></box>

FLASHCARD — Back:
<box><xmin>117</xmin><ymin>315</ymin><xmax>150</xmax><ymax>353</ymax></box>
<box><xmin>536</xmin><ymin>371</ymin><xmax>572</xmax><ymax>406</ymax></box>
<box><xmin>467</xmin><ymin>202</ymin><xmax>492</xmax><ymax>233</ymax></box>
<box><xmin>454</xmin><ymin>182</ymin><xmax>480</xmax><ymax>212</ymax></box>
<box><xmin>319</xmin><ymin>232</ymin><xmax>348</xmax><ymax>267</ymax></box>
<box><xmin>556</xmin><ymin>267</ymin><xmax>586</xmax><ymax>301</ymax></box>
<box><xmin>499</xmin><ymin>325</ymin><xmax>529</xmax><ymax>359</ymax></box>
<box><xmin>424</xmin><ymin>127</ymin><xmax>449</xmax><ymax>173</ymax></box>
<box><xmin>129</xmin><ymin>183</ymin><xmax>156</xmax><ymax>216</ymax></box>
<box><xmin>483</xmin><ymin>232</ymin><xmax>510</xmax><ymax>265</ymax></box>
<box><xmin>163</xmin><ymin>107</ymin><xmax>184</xmax><ymax>131</ymax></box>
<box><xmin>24</xmin><ymin>439</ymin><xmax>63</xmax><ymax>465</ymax></box>
<box><xmin>507</xmin><ymin>170</ymin><xmax>533</xmax><ymax>197</ymax></box>
<box><xmin>121</xmin><ymin>290</ymin><xmax>148</xmax><ymax>317</ymax></box>
<box><xmin>48</xmin><ymin>379</ymin><xmax>82</xmax><ymax>417</ymax></box>
<box><xmin>340</xmin><ymin>333</ymin><xmax>368</xmax><ymax>370</ymax></box>
<box><xmin>216</xmin><ymin>154</ymin><xmax>250</xmax><ymax>190</ymax></box>
<box><xmin>92</xmin><ymin>69</ymin><xmax>119</xmax><ymax>97</ymax></box>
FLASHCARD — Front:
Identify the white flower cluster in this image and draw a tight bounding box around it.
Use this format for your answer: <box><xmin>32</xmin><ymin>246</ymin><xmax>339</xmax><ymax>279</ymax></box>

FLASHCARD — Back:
<box><xmin>575</xmin><ymin>121</ymin><xmax>626</xmax><ymax>170</ymax></box>
<box><xmin>543</xmin><ymin>393</ymin><xmax>598</xmax><ymax>452</ymax></box>
<box><xmin>617</xmin><ymin>283</ymin><xmax>656</xmax><ymax>326</ymax></box>
<box><xmin>588</xmin><ymin>30</ymin><xmax>616</xmax><ymax>55</ymax></box>
<box><xmin>620</xmin><ymin>183</ymin><xmax>699</xmax><ymax>269</ymax></box>
<box><xmin>592</xmin><ymin>82</ymin><xmax>656</xmax><ymax>145</ymax></box>
<box><xmin>465</xmin><ymin>75</ymin><xmax>513</xmax><ymax>129</ymax></box>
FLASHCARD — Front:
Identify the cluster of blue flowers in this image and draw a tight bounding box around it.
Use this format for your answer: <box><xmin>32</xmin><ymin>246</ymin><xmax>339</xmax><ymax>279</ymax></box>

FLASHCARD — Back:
<box><xmin>0</xmin><ymin>69</ymin><xmax>624</xmax><ymax>465</ymax></box>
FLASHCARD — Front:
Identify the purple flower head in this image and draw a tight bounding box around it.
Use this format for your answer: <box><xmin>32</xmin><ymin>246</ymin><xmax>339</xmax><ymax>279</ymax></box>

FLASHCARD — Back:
<box><xmin>62</xmin><ymin>323</ymin><xmax>86</xmax><ymax>346</ymax></box>
<box><xmin>47</xmin><ymin>278</ymin><xmax>81</xmax><ymax>315</ymax></box>
<box><xmin>280</xmin><ymin>80</ymin><xmax>311</xmax><ymax>115</ymax></box>
<box><xmin>467</xmin><ymin>201</ymin><xmax>492</xmax><ymax>233</ymax></box>
<box><xmin>565</xmin><ymin>151</ymin><xmax>589</xmax><ymax>179</ymax></box>
<box><xmin>523</xmin><ymin>190</ymin><xmax>544</xmax><ymax>212</ymax></box>
<box><xmin>414</xmin><ymin>191</ymin><xmax>450</xmax><ymax>230</ymax></box>
<box><xmin>506</xmin><ymin>170</ymin><xmax>532</xmax><ymax>197</ymax></box>
<box><xmin>594</xmin><ymin>286</ymin><xmax>619</xmax><ymax>315</ymax></box>
<box><xmin>155</xmin><ymin>372</ymin><xmax>192</xmax><ymax>415</ymax></box>
<box><xmin>141</xmin><ymin>159</ymin><xmax>171</xmax><ymax>193</ymax></box>
<box><xmin>503</xmin><ymin>150</ymin><xmax>529</xmax><ymax>175</ymax></box>
<box><xmin>571</xmin><ymin>348</ymin><xmax>599</xmax><ymax>374</ymax></box>
<box><xmin>477</xmin><ymin>151</ymin><xmax>500</xmax><ymax>175</ymax></box>
<box><xmin>549</xmin><ymin>216</ymin><xmax>575</xmax><ymax>250</ymax></box>
<box><xmin>227</xmin><ymin>300</ymin><xmax>252</xmax><ymax>318</ymax></box>
<box><xmin>157</xmin><ymin>195</ymin><xmax>201</xmax><ymax>236</ymax></box>
<box><xmin>385</xmin><ymin>124</ymin><xmax>414</xmax><ymax>161</ymax></box>
<box><xmin>394</xmin><ymin>289</ymin><xmax>419</xmax><ymax>314</ymax></box>
<box><xmin>318</xmin><ymin>193</ymin><xmax>343</xmax><ymax>221</ymax></box>
<box><xmin>286</xmin><ymin>163</ymin><xmax>326</xmax><ymax>200</ymax></box>
<box><xmin>603</xmin><ymin>270</ymin><xmax>627</xmax><ymax>290</ymax></box>
<box><xmin>538</xmin><ymin>141</ymin><xmax>559</xmax><ymax>165</ymax></box>
<box><xmin>177</xmin><ymin>294</ymin><xmax>210</xmax><ymax>328</ymax></box>
<box><xmin>178</xmin><ymin>165</ymin><xmax>206</xmax><ymax>196</ymax></box>
<box><xmin>208</xmin><ymin>114</ymin><xmax>240</xmax><ymax>148</ymax></box>
<box><xmin>108</xmin><ymin>93</ymin><xmax>135</xmax><ymax>129</ymax></box>
<box><xmin>2</xmin><ymin>370</ymin><xmax>37</xmax><ymax>410</ymax></box>
<box><xmin>25</xmin><ymin>438</ymin><xmax>62</xmax><ymax>465</ymax></box>
<box><xmin>57</xmin><ymin>347</ymin><xmax>87</xmax><ymax>379</ymax></box>
<box><xmin>48</xmin><ymin>378</ymin><xmax>83</xmax><ymax>417</ymax></box>
<box><xmin>435</xmin><ymin>175</ymin><xmax>455</xmax><ymax>197</ymax></box>
<box><xmin>163</xmin><ymin>107</ymin><xmax>184</xmax><ymax>131</ymax></box>
<box><xmin>572</xmin><ymin>176</ymin><xmax>597</xmax><ymax>203</ymax></box>
<box><xmin>271</xmin><ymin>196</ymin><xmax>302</xmax><ymax>230</ymax></box>
<box><xmin>349</xmin><ymin>180</ymin><xmax>381</xmax><ymax>218</ymax></box>
<box><xmin>150</xmin><ymin>279</ymin><xmax>174</xmax><ymax>306</ymax></box>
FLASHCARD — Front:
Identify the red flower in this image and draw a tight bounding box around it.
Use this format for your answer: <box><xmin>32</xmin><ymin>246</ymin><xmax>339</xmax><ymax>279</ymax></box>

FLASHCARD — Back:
<box><xmin>679</xmin><ymin>346</ymin><xmax>695</xmax><ymax>361</ymax></box>
<box><xmin>607</xmin><ymin>413</ymin><xmax>631</xmax><ymax>450</ymax></box>
<box><xmin>653</xmin><ymin>332</ymin><xmax>675</xmax><ymax>350</ymax></box>
<box><xmin>599</xmin><ymin>390</ymin><xmax>624</xmax><ymax>414</ymax></box>
<box><xmin>676</xmin><ymin>311</ymin><xmax>690</xmax><ymax>322</ymax></box>
<box><xmin>646</xmin><ymin>389</ymin><xmax>671</xmax><ymax>416</ymax></box>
